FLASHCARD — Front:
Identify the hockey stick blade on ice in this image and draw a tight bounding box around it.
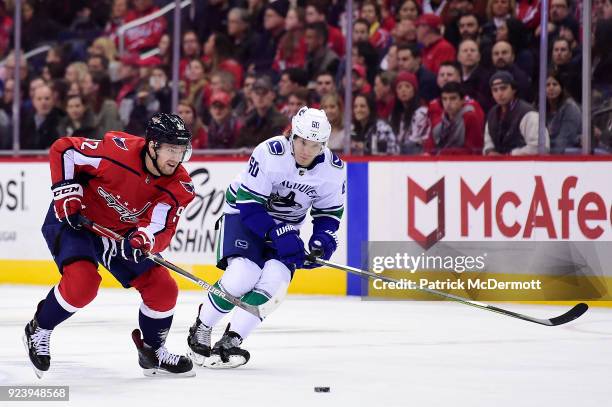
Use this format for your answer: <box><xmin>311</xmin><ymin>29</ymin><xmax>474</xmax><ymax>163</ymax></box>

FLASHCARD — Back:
<box><xmin>79</xmin><ymin>216</ymin><xmax>285</xmax><ymax>319</ymax></box>
<box><xmin>309</xmin><ymin>255</ymin><xmax>588</xmax><ymax>327</ymax></box>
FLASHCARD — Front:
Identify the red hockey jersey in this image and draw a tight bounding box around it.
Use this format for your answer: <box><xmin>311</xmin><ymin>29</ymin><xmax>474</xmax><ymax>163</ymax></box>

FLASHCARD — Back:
<box><xmin>49</xmin><ymin>133</ymin><xmax>195</xmax><ymax>254</ymax></box>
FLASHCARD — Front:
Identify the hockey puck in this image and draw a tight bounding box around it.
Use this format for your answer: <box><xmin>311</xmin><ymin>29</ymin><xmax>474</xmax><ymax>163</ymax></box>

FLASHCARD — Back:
<box><xmin>314</xmin><ymin>387</ymin><xmax>330</xmax><ymax>393</ymax></box>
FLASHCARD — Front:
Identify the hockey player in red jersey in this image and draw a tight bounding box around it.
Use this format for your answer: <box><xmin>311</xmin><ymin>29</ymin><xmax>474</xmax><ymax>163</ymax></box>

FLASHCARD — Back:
<box><xmin>23</xmin><ymin>113</ymin><xmax>196</xmax><ymax>378</ymax></box>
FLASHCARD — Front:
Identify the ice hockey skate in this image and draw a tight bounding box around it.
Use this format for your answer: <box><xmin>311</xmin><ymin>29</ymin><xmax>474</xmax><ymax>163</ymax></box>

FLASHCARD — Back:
<box><xmin>132</xmin><ymin>329</ymin><xmax>195</xmax><ymax>377</ymax></box>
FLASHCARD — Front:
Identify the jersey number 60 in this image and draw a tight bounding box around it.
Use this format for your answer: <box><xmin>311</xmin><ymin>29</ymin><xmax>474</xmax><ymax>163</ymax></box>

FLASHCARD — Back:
<box><xmin>248</xmin><ymin>157</ymin><xmax>259</xmax><ymax>177</ymax></box>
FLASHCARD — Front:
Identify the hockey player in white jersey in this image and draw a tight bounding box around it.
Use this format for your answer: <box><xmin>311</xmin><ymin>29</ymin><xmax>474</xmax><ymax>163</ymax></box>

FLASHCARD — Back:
<box><xmin>187</xmin><ymin>107</ymin><xmax>346</xmax><ymax>368</ymax></box>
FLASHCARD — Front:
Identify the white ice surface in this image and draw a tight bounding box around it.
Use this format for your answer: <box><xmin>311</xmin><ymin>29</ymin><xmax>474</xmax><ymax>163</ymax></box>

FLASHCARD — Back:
<box><xmin>1</xmin><ymin>285</ymin><xmax>611</xmax><ymax>407</ymax></box>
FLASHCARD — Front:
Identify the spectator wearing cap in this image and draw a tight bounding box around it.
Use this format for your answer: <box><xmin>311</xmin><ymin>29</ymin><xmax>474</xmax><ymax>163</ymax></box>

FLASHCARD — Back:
<box><xmin>360</xmin><ymin>1</ymin><xmax>393</xmax><ymax>53</ymax></box>
<box><xmin>235</xmin><ymin>76</ymin><xmax>289</xmax><ymax>148</ymax></box>
<box><xmin>123</xmin><ymin>0</ymin><xmax>167</xmax><ymax>53</ymax></box>
<box><xmin>305</xmin><ymin>22</ymin><xmax>340</xmax><ymax>83</ymax></box>
<box><xmin>20</xmin><ymin>84</ymin><xmax>62</xmax><ymax>149</ymax></box>
<box><xmin>347</xmin><ymin>64</ymin><xmax>372</xmax><ymax>97</ymax></box>
<box><xmin>177</xmin><ymin>99</ymin><xmax>208</xmax><ymax>149</ymax></box>
<box><xmin>416</xmin><ymin>14</ymin><xmax>457</xmax><ymax>74</ymax></box>
<box><xmin>252</xmin><ymin>0</ymin><xmax>289</xmax><ymax>77</ymax></box>
<box><xmin>491</xmin><ymin>40</ymin><xmax>533</xmax><ymax>102</ymax></box>
<box><xmin>228</xmin><ymin>7</ymin><xmax>259</xmax><ymax>68</ymax></box>
<box><xmin>424</xmin><ymin>82</ymin><xmax>484</xmax><ymax>154</ymax></box>
<box><xmin>428</xmin><ymin>61</ymin><xmax>485</xmax><ymax>131</ymax></box>
<box><xmin>207</xmin><ymin>91</ymin><xmax>243</xmax><ymax>149</ymax></box>
<box><xmin>551</xmin><ymin>38</ymin><xmax>581</xmax><ymax>103</ymax></box>
<box><xmin>305</xmin><ymin>0</ymin><xmax>346</xmax><ymax>57</ymax></box>
<box><xmin>374</xmin><ymin>71</ymin><xmax>397</xmax><ymax>120</ymax></box>
<box><xmin>484</xmin><ymin>71</ymin><xmax>548</xmax><ymax>155</ymax></box>
<box><xmin>389</xmin><ymin>71</ymin><xmax>430</xmax><ymax>154</ymax></box>
<box><xmin>351</xmin><ymin>93</ymin><xmax>398</xmax><ymax>155</ymax></box>
<box><xmin>273</xmin><ymin>6</ymin><xmax>308</xmax><ymax>73</ymax></box>
<box><xmin>545</xmin><ymin>72</ymin><xmax>581</xmax><ymax>154</ymax></box>
<box><xmin>396</xmin><ymin>44</ymin><xmax>439</xmax><ymax>102</ymax></box>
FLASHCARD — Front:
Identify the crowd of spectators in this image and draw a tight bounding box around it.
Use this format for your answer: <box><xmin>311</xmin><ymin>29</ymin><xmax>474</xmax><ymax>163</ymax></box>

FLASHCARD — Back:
<box><xmin>0</xmin><ymin>0</ymin><xmax>611</xmax><ymax>155</ymax></box>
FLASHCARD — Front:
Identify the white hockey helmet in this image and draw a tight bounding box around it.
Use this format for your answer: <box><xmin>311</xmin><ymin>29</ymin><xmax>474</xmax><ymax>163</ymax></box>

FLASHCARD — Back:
<box><xmin>291</xmin><ymin>107</ymin><xmax>332</xmax><ymax>146</ymax></box>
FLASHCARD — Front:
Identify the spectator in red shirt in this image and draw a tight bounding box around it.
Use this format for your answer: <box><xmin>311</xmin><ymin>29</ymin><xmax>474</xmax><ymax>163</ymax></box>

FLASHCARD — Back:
<box><xmin>428</xmin><ymin>61</ymin><xmax>485</xmax><ymax>131</ymax></box>
<box><xmin>123</xmin><ymin>0</ymin><xmax>167</xmax><ymax>53</ymax></box>
<box><xmin>305</xmin><ymin>0</ymin><xmax>346</xmax><ymax>57</ymax></box>
<box><xmin>424</xmin><ymin>82</ymin><xmax>484</xmax><ymax>154</ymax></box>
<box><xmin>416</xmin><ymin>13</ymin><xmax>457</xmax><ymax>74</ymax></box>
<box><xmin>274</xmin><ymin>6</ymin><xmax>308</xmax><ymax>72</ymax></box>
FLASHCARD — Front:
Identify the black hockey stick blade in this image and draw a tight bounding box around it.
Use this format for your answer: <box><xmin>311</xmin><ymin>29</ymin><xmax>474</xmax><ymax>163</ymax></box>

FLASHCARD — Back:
<box><xmin>545</xmin><ymin>302</ymin><xmax>589</xmax><ymax>326</ymax></box>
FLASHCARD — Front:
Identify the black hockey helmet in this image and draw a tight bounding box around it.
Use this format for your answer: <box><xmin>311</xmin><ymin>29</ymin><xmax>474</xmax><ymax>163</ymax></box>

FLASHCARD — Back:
<box><xmin>145</xmin><ymin>113</ymin><xmax>192</xmax><ymax>146</ymax></box>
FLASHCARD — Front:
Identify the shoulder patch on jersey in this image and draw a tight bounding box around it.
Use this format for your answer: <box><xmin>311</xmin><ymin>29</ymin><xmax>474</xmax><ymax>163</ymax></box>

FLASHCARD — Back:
<box><xmin>180</xmin><ymin>181</ymin><xmax>195</xmax><ymax>194</ymax></box>
<box><xmin>330</xmin><ymin>152</ymin><xmax>344</xmax><ymax>169</ymax></box>
<box><xmin>112</xmin><ymin>137</ymin><xmax>129</xmax><ymax>151</ymax></box>
<box><xmin>267</xmin><ymin>140</ymin><xmax>285</xmax><ymax>155</ymax></box>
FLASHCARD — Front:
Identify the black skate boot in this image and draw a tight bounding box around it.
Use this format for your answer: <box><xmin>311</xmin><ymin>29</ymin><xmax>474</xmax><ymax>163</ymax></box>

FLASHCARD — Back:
<box><xmin>186</xmin><ymin>304</ymin><xmax>212</xmax><ymax>366</ymax></box>
<box><xmin>203</xmin><ymin>324</ymin><xmax>250</xmax><ymax>369</ymax></box>
<box><xmin>131</xmin><ymin>329</ymin><xmax>195</xmax><ymax>377</ymax></box>
<box><xmin>22</xmin><ymin>300</ymin><xmax>51</xmax><ymax>379</ymax></box>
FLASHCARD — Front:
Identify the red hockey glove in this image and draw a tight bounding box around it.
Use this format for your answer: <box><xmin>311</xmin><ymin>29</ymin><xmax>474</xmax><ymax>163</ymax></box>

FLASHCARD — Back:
<box><xmin>52</xmin><ymin>180</ymin><xmax>83</xmax><ymax>230</ymax></box>
<box><xmin>123</xmin><ymin>228</ymin><xmax>154</xmax><ymax>263</ymax></box>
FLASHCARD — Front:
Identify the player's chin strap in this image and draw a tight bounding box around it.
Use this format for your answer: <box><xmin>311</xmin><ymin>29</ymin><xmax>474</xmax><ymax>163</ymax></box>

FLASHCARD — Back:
<box><xmin>146</xmin><ymin>142</ymin><xmax>165</xmax><ymax>176</ymax></box>
<box><xmin>304</xmin><ymin>253</ymin><xmax>588</xmax><ymax>327</ymax></box>
<box><xmin>77</xmin><ymin>215</ymin><xmax>286</xmax><ymax>320</ymax></box>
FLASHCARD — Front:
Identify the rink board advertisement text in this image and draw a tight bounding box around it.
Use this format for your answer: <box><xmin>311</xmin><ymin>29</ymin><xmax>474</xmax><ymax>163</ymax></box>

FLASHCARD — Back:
<box><xmin>0</xmin><ymin>158</ymin><xmax>611</xmax><ymax>301</ymax></box>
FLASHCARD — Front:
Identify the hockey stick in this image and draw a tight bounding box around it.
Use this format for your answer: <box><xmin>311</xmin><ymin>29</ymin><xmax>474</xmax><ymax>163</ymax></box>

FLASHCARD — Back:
<box><xmin>78</xmin><ymin>216</ymin><xmax>285</xmax><ymax>319</ymax></box>
<box><xmin>308</xmin><ymin>254</ymin><xmax>588</xmax><ymax>327</ymax></box>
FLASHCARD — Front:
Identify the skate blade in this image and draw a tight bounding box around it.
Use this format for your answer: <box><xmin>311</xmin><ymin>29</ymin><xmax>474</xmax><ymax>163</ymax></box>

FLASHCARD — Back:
<box><xmin>202</xmin><ymin>354</ymin><xmax>247</xmax><ymax>369</ymax></box>
<box><xmin>142</xmin><ymin>368</ymin><xmax>196</xmax><ymax>378</ymax></box>
<box><xmin>22</xmin><ymin>334</ymin><xmax>45</xmax><ymax>379</ymax></box>
<box><xmin>187</xmin><ymin>350</ymin><xmax>207</xmax><ymax>367</ymax></box>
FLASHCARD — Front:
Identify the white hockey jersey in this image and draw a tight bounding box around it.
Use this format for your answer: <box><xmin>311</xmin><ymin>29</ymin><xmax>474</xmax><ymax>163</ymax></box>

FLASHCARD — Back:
<box><xmin>224</xmin><ymin>136</ymin><xmax>346</xmax><ymax>227</ymax></box>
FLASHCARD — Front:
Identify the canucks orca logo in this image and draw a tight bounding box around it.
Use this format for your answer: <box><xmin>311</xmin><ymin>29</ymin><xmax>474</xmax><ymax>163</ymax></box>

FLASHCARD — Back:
<box><xmin>113</xmin><ymin>137</ymin><xmax>128</xmax><ymax>151</ymax></box>
<box><xmin>266</xmin><ymin>191</ymin><xmax>302</xmax><ymax>214</ymax></box>
<box><xmin>180</xmin><ymin>181</ymin><xmax>195</xmax><ymax>194</ymax></box>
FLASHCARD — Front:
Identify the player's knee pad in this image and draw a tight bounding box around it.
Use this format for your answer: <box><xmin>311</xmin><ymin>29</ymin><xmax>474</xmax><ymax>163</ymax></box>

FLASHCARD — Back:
<box><xmin>58</xmin><ymin>260</ymin><xmax>101</xmax><ymax>309</ymax></box>
<box><xmin>254</xmin><ymin>259</ymin><xmax>291</xmax><ymax>298</ymax></box>
<box><xmin>131</xmin><ymin>266</ymin><xmax>178</xmax><ymax>312</ymax></box>
<box><xmin>220</xmin><ymin>257</ymin><xmax>263</xmax><ymax>297</ymax></box>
